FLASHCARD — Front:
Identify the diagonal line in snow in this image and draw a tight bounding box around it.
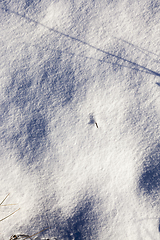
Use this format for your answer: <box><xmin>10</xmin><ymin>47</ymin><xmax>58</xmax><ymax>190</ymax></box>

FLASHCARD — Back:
<box><xmin>1</xmin><ymin>7</ymin><xmax>160</xmax><ymax>78</ymax></box>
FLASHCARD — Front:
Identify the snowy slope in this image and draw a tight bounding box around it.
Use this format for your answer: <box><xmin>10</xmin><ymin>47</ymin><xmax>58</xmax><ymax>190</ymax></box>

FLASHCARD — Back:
<box><xmin>0</xmin><ymin>0</ymin><xmax>160</xmax><ymax>239</ymax></box>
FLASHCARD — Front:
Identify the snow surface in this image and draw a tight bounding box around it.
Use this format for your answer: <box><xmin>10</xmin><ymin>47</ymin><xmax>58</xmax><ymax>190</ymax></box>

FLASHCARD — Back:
<box><xmin>0</xmin><ymin>0</ymin><xmax>160</xmax><ymax>239</ymax></box>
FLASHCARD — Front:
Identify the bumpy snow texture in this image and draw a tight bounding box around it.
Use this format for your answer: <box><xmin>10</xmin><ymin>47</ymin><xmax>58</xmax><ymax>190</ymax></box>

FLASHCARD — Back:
<box><xmin>0</xmin><ymin>0</ymin><xmax>160</xmax><ymax>239</ymax></box>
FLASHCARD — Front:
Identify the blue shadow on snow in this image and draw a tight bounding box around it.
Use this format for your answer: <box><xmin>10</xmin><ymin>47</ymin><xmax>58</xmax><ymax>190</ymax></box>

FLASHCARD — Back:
<box><xmin>138</xmin><ymin>144</ymin><xmax>160</xmax><ymax>196</ymax></box>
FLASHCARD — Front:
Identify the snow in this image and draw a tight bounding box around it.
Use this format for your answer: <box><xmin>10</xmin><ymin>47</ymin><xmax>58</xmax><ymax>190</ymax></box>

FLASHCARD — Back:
<box><xmin>0</xmin><ymin>0</ymin><xmax>160</xmax><ymax>239</ymax></box>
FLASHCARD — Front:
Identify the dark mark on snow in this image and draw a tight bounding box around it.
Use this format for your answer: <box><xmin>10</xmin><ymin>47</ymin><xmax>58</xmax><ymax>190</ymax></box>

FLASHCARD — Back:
<box><xmin>88</xmin><ymin>114</ymin><xmax>98</xmax><ymax>128</ymax></box>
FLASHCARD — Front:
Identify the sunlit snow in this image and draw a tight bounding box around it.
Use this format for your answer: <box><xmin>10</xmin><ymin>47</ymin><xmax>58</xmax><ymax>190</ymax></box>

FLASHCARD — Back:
<box><xmin>0</xmin><ymin>0</ymin><xmax>160</xmax><ymax>239</ymax></box>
